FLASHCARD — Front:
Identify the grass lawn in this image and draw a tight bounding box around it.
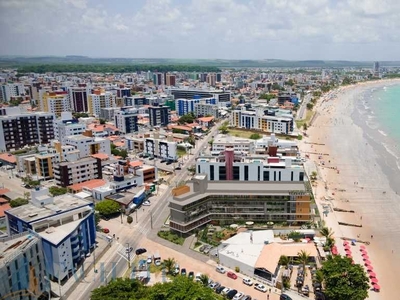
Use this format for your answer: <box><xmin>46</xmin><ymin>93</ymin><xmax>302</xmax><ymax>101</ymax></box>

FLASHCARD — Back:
<box><xmin>227</xmin><ymin>128</ymin><xmax>260</xmax><ymax>139</ymax></box>
<box><xmin>295</xmin><ymin>109</ymin><xmax>314</xmax><ymax>129</ymax></box>
<box><xmin>176</xmin><ymin>147</ymin><xmax>187</xmax><ymax>158</ymax></box>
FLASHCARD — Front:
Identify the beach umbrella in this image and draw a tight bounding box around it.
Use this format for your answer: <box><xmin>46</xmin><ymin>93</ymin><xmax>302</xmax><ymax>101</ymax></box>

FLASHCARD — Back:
<box><xmin>343</xmin><ymin>241</ymin><xmax>349</xmax><ymax>245</ymax></box>
<box><xmin>360</xmin><ymin>245</ymin><xmax>366</xmax><ymax>249</ymax></box>
<box><xmin>362</xmin><ymin>252</ymin><xmax>368</xmax><ymax>257</ymax></box>
<box><xmin>362</xmin><ymin>255</ymin><xmax>369</xmax><ymax>260</ymax></box>
<box><xmin>360</xmin><ymin>249</ymin><xmax>368</xmax><ymax>254</ymax></box>
<box><xmin>345</xmin><ymin>249</ymin><xmax>352</xmax><ymax>254</ymax></box>
<box><xmin>364</xmin><ymin>260</ymin><xmax>371</xmax><ymax>265</ymax></box>
<box><xmin>371</xmin><ymin>278</ymin><xmax>379</xmax><ymax>284</ymax></box>
<box><xmin>367</xmin><ymin>266</ymin><xmax>374</xmax><ymax>271</ymax></box>
<box><xmin>369</xmin><ymin>271</ymin><xmax>377</xmax><ymax>278</ymax></box>
<box><xmin>344</xmin><ymin>245</ymin><xmax>351</xmax><ymax>250</ymax></box>
<box><xmin>373</xmin><ymin>283</ymin><xmax>380</xmax><ymax>291</ymax></box>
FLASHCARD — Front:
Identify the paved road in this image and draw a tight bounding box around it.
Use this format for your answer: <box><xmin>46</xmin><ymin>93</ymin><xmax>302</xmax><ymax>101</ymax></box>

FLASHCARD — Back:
<box><xmin>297</xmin><ymin>93</ymin><xmax>311</xmax><ymax>120</ymax></box>
<box><xmin>72</xmin><ymin>123</ymin><xmax>220</xmax><ymax>300</ymax></box>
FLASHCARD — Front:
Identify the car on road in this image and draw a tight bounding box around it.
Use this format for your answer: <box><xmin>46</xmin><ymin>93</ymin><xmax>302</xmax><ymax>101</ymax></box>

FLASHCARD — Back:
<box><xmin>215</xmin><ymin>286</ymin><xmax>225</xmax><ymax>294</ymax></box>
<box><xmin>227</xmin><ymin>271</ymin><xmax>238</xmax><ymax>280</ymax></box>
<box><xmin>135</xmin><ymin>248</ymin><xmax>147</xmax><ymax>255</ymax></box>
<box><xmin>126</xmin><ymin>247</ymin><xmax>133</xmax><ymax>253</ymax></box>
<box><xmin>180</xmin><ymin>268</ymin><xmax>187</xmax><ymax>276</ymax></box>
<box><xmin>188</xmin><ymin>271</ymin><xmax>194</xmax><ymax>279</ymax></box>
<box><xmin>143</xmin><ymin>200</ymin><xmax>151</xmax><ymax>206</ymax></box>
<box><xmin>232</xmin><ymin>292</ymin><xmax>244</xmax><ymax>300</ymax></box>
<box><xmin>221</xmin><ymin>287</ymin><xmax>231</xmax><ymax>295</ymax></box>
<box><xmin>215</xmin><ymin>266</ymin><xmax>226</xmax><ymax>274</ymax></box>
<box><xmin>242</xmin><ymin>278</ymin><xmax>253</xmax><ymax>286</ymax></box>
<box><xmin>175</xmin><ymin>167</ymin><xmax>182</xmax><ymax>170</ymax></box>
<box><xmin>254</xmin><ymin>283</ymin><xmax>267</xmax><ymax>293</ymax></box>
<box><xmin>102</xmin><ymin>228</ymin><xmax>110</xmax><ymax>233</ymax></box>
<box><xmin>280</xmin><ymin>294</ymin><xmax>293</xmax><ymax>300</ymax></box>
<box><xmin>226</xmin><ymin>289</ymin><xmax>238</xmax><ymax>299</ymax></box>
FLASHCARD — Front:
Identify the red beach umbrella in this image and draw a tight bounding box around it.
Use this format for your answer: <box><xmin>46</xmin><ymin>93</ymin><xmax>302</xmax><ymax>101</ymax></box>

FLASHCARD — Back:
<box><xmin>362</xmin><ymin>255</ymin><xmax>369</xmax><ymax>260</ymax></box>
<box><xmin>360</xmin><ymin>245</ymin><xmax>366</xmax><ymax>249</ymax></box>
<box><xmin>344</xmin><ymin>245</ymin><xmax>351</xmax><ymax>250</ymax></box>
<box><xmin>362</xmin><ymin>252</ymin><xmax>368</xmax><ymax>257</ymax></box>
<box><xmin>367</xmin><ymin>266</ymin><xmax>374</xmax><ymax>271</ymax></box>
<box><xmin>369</xmin><ymin>271</ymin><xmax>377</xmax><ymax>278</ymax></box>
<box><xmin>364</xmin><ymin>260</ymin><xmax>371</xmax><ymax>265</ymax></box>
<box><xmin>371</xmin><ymin>278</ymin><xmax>379</xmax><ymax>284</ymax></box>
<box><xmin>373</xmin><ymin>283</ymin><xmax>380</xmax><ymax>291</ymax></box>
<box><xmin>343</xmin><ymin>241</ymin><xmax>349</xmax><ymax>245</ymax></box>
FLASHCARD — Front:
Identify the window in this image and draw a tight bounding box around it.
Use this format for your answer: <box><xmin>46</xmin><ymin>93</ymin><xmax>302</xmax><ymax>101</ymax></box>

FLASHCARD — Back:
<box><xmin>244</xmin><ymin>165</ymin><xmax>249</xmax><ymax>181</ymax></box>
<box><xmin>299</xmin><ymin>172</ymin><xmax>304</xmax><ymax>181</ymax></box>
<box><xmin>291</xmin><ymin>171</ymin><xmax>293</xmax><ymax>181</ymax></box>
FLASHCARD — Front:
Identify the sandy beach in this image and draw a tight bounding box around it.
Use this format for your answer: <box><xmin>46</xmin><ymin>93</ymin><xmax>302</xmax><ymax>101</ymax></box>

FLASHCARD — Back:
<box><xmin>300</xmin><ymin>80</ymin><xmax>400</xmax><ymax>299</ymax></box>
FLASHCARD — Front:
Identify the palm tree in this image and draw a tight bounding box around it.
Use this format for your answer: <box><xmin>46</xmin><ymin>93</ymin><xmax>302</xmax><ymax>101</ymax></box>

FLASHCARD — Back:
<box><xmin>162</xmin><ymin>258</ymin><xmax>176</xmax><ymax>274</ymax></box>
<box><xmin>315</xmin><ymin>269</ymin><xmax>324</xmax><ymax>286</ymax></box>
<box><xmin>297</xmin><ymin>250</ymin><xmax>310</xmax><ymax>277</ymax></box>
<box><xmin>278</xmin><ymin>255</ymin><xmax>290</xmax><ymax>268</ymax></box>
<box><xmin>320</xmin><ymin>227</ymin><xmax>334</xmax><ymax>239</ymax></box>
<box><xmin>199</xmin><ymin>274</ymin><xmax>209</xmax><ymax>287</ymax></box>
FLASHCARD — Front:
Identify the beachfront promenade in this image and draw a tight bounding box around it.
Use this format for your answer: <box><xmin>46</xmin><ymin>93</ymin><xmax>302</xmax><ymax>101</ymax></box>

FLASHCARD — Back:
<box><xmin>300</xmin><ymin>81</ymin><xmax>400</xmax><ymax>299</ymax></box>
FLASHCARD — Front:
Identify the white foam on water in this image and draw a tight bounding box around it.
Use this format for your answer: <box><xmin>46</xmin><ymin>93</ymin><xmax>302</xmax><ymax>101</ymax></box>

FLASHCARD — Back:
<box><xmin>378</xmin><ymin>130</ymin><xmax>388</xmax><ymax>137</ymax></box>
<box><xmin>382</xmin><ymin>142</ymin><xmax>400</xmax><ymax>160</ymax></box>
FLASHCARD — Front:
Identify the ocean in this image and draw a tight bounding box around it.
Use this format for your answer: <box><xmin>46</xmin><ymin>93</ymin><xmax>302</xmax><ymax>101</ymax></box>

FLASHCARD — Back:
<box><xmin>353</xmin><ymin>83</ymin><xmax>400</xmax><ymax>193</ymax></box>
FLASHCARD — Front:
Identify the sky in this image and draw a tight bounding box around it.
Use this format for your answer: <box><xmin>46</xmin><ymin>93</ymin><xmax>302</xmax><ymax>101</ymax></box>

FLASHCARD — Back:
<box><xmin>1</xmin><ymin>0</ymin><xmax>400</xmax><ymax>61</ymax></box>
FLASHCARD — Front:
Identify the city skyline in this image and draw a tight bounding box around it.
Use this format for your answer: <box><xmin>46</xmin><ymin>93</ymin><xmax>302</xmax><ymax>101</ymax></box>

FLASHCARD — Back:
<box><xmin>1</xmin><ymin>0</ymin><xmax>400</xmax><ymax>61</ymax></box>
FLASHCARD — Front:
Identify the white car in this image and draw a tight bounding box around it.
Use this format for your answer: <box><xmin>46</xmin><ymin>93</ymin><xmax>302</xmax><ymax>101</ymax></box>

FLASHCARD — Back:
<box><xmin>215</xmin><ymin>265</ymin><xmax>226</xmax><ymax>274</ymax></box>
<box><xmin>154</xmin><ymin>259</ymin><xmax>161</xmax><ymax>266</ymax></box>
<box><xmin>243</xmin><ymin>278</ymin><xmax>253</xmax><ymax>286</ymax></box>
<box><xmin>254</xmin><ymin>283</ymin><xmax>268</xmax><ymax>293</ymax></box>
<box><xmin>143</xmin><ymin>200</ymin><xmax>151</xmax><ymax>206</ymax></box>
<box><xmin>147</xmin><ymin>255</ymin><xmax>152</xmax><ymax>264</ymax></box>
<box><xmin>233</xmin><ymin>292</ymin><xmax>244</xmax><ymax>300</ymax></box>
<box><xmin>195</xmin><ymin>273</ymin><xmax>202</xmax><ymax>282</ymax></box>
<box><xmin>221</xmin><ymin>287</ymin><xmax>231</xmax><ymax>295</ymax></box>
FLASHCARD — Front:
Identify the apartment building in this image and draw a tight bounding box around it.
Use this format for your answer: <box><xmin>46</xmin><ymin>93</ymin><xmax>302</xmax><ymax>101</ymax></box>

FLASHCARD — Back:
<box><xmin>100</xmin><ymin>107</ymin><xmax>120</xmax><ymax>122</ymax></box>
<box><xmin>88</xmin><ymin>90</ymin><xmax>115</xmax><ymax>116</ymax></box>
<box><xmin>194</xmin><ymin>101</ymin><xmax>219</xmax><ymax>118</ymax></box>
<box><xmin>53</xmin><ymin>157</ymin><xmax>102</xmax><ymax>187</ymax></box>
<box><xmin>170</xmin><ymin>88</ymin><xmax>231</xmax><ymax>104</ymax></box>
<box><xmin>165</xmin><ymin>73</ymin><xmax>176</xmax><ymax>86</ymax></box>
<box><xmin>169</xmin><ymin>174</ymin><xmax>312</xmax><ymax>234</ymax></box>
<box><xmin>63</xmin><ymin>133</ymin><xmax>111</xmax><ymax>158</ymax></box>
<box><xmin>5</xmin><ymin>188</ymin><xmax>96</xmax><ymax>281</ymax></box>
<box><xmin>125</xmin><ymin>136</ymin><xmax>145</xmax><ymax>153</ymax></box>
<box><xmin>0</xmin><ymin>108</ymin><xmax>55</xmax><ymax>151</ymax></box>
<box><xmin>144</xmin><ymin>133</ymin><xmax>177</xmax><ymax>161</ymax></box>
<box><xmin>231</xmin><ymin>106</ymin><xmax>294</xmax><ymax>135</ymax></box>
<box><xmin>0</xmin><ymin>234</ymin><xmax>48</xmax><ymax>299</ymax></box>
<box><xmin>206</xmin><ymin>73</ymin><xmax>216</xmax><ymax>86</ymax></box>
<box><xmin>53</xmin><ymin>112</ymin><xmax>86</xmax><ymax>143</ymax></box>
<box><xmin>68</xmin><ymin>85</ymin><xmax>90</xmax><ymax>112</ymax></box>
<box><xmin>114</xmin><ymin>107</ymin><xmax>139</xmax><ymax>134</ymax></box>
<box><xmin>0</xmin><ymin>83</ymin><xmax>25</xmax><ymax>102</ymax></box>
<box><xmin>148</xmin><ymin>106</ymin><xmax>171</xmax><ymax>127</ymax></box>
<box><xmin>41</xmin><ymin>91</ymin><xmax>71</xmax><ymax>116</ymax></box>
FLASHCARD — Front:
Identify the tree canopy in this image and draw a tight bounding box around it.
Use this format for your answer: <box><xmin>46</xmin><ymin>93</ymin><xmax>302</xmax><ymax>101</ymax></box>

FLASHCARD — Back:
<box><xmin>320</xmin><ymin>255</ymin><xmax>369</xmax><ymax>300</ymax></box>
<box><xmin>10</xmin><ymin>197</ymin><xmax>29</xmax><ymax>208</ymax></box>
<box><xmin>95</xmin><ymin>199</ymin><xmax>121</xmax><ymax>216</ymax></box>
<box><xmin>91</xmin><ymin>276</ymin><xmax>224</xmax><ymax>300</ymax></box>
<box><xmin>178</xmin><ymin>113</ymin><xmax>195</xmax><ymax>125</ymax></box>
<box><xmin>111</xmin><ymin>143</ymin><xmax>128</xmax><ymax>159</ymax></box>
<box><xmin>48</xmin><ymin>186</ymin><xmax>68</xmax><ymax>196</ymax></box>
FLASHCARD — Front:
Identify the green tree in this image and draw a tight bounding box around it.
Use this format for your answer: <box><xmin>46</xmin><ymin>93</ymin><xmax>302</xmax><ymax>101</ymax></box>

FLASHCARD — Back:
<box><xmin>249</xmin><ymin>133</ymin><xmax>261</xmax><ymax>140</ymax></box>
<box><xmin>306</xmin><ymin>103</ymin><xmax>314</xmax><ymax>110</ymax></box>
<box><xmin>10</xmin><ymin>197</ymin><xmax>29</xmax><ymax>208</ymax></box>
<box><xmin>178</xmin><ymin>113</ymin><xmax>195</xmax><ymax>124</ymax></box>
<box><xmin>91</xmin><ymin>278</ymin><xmax>147</xmax><ymax>300</ymax></box>
<box><xmin>198</xmin><ymin>274</ymin><xmax>209</xmax><ymax>287</ymax></box>
<box><xmin>99</xmin><ymin>118</ymin><xmax>106</xmax><ymax>124</ymax></box>
<box><xmin>162</xmin><ymin>258</ymin><xmax>176</xmax><ymax>275</ymax></box>
<box><xmin>219</xmin><ymin>122</ymin><xmax>229</xmax><ymax>134</ymax></box>
<box><xmin>127</xmin><ymin>215</ymin><xmax>133</xmax><ymax>224</ymax></box>
<box><xmin>297</xmin><ymin>250</ymin><xmax>310</xmax><ymax>277</ymax></box>
<box><xmin>320</xmin><ymin>255</ymin><xmax>369</xmax><ymax>300</ymax></box>
<box><xmin>320</xmin><ymin>227</ymin><xmax>334</xmax><ymax>239</ymax></box>
<box><xmin>259</xmin><ymin>93</ymin><xmax>275</xmax><ymax>102</ymax></box>
<box><xmin>48</xmin><ymin>186</ymin><xmax>68</xmax><ymax>196</ymax></box>
<box><xmin>95</xmin><ymin>200</ymin><xmax>120</xmax><ymax>216</ymax></box>
<box><xmin>303</xmin><ymin>123</ymin><xmax>308</xmax><ymax>131</ymax></box>
<box><xmin>278</xmin><ymin>255</ymin><xmax>290</xmax><ymax>267</ymax></box>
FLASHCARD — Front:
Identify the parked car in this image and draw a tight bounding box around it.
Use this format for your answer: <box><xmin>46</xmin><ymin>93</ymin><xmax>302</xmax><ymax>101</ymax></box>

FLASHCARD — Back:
<box><xmin>180</xmin><ymin>268</ymin><xmax>187</xmax><ymax>276</ymax></box>
<box><xmin>209</xmin><ymin>281</ymin><xmax>219</xmax><ymax>289</ymax></box>
<box><xmin>215</xmin><ymin>266</ymin><xmax>226</xmax><ymax>274</ymax></box>
<box><xmin>173</xmin><ymin>264</ymin><xmax>180</xmax><ymax>275</ymax></box>
<box><xmin>242</xmin><ymin>295</ymin><xmax>252</xmax><ymax>300</ymax></box>
<box><xmin>154</xmin><ymin>259</ymin><xmax>161</xmax><ymax>266</ymax></box>
<box><xmin>188</xmin><ymin>271</ymin><xmax>194</xmax><ymax>279</ymax></box>
<box><xmin>232</xmin><ymin>292</ymin><xmax>244</xmax><ymax>300</ymax></box>
<box><xmin>215</xmin><ymin>286</ymin><xmax>225</xmax><ymax>294</ymax></box>
<box><xmin>221</xmin><ymin>287</ymin><xmax>231</xmax><ymax>295</ymax></box>
<box><xmin>135</xmin><ymin>248</ymin><xmax>147</xmax><ymax>255</ymax></box>
<box><xmin>242</xmin><ymin>278</ymin><xmax>253</xmax><ymax>286</ymax></box>
<box><xmin>195</xmin><ymin>273</ymin><xmax>202</xmax><ymax>282</ymax></box>
<box><xmin>199</xmin><ymin>245</ymin><xmax>207</xmax><ymax>252</ymax></box>
<box><xmin>280</xmin><ymin>294</ymin><xmax>293</xmax><ymax>300</ymax></box>
<box><xmin>143</xmin><ymin>200</ymin><xmax>151</xmax><ymax>206</ymax></box>
<box><xmin>227</xmin><ymin>271</ymin><xmax>238</xmax><ymax>280</ymax></box>
<box><xmin>254</xmin><ymin>283</ymin><xmax>267</xmax><ymax>293</ymax></box>
<box><xmin>147</xmin><ymin>255</ymin><xmax>152</xmax><ymax>264</ymax></box>
<box><xmin>203</xmin><ymin>245</ymin><xmax>212</xmax><ymax>254</ymax></box>
<box><xmin>102</xmin><ymin>228</ymin><xmax>110</xmax><ymax>233</ymax></box>
<box><xmin>226</xmin><ymin>289</ymin><xmax>238</xmax><ymax>299</ymax></box>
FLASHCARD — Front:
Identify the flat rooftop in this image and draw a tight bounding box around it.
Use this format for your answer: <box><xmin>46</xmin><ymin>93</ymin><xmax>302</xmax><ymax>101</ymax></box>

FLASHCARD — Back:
<box><xmin>0</xmin><ymin>234</ymin><xmax>39</xmax><ymax>265</ymax></box>
<box><xmin>172</xmin><ymin>180</ymin><xmax>307</xmax><ymax>206</ymax></box>
<box><xmin>58</xmin><ymin>157</ymin><xmax>96</xmax><ymax>167</ymax></box>
<box><xmin>6</xmin><ymin>194</ymin><xmax>92</xmax><ymax>223</ymax></box>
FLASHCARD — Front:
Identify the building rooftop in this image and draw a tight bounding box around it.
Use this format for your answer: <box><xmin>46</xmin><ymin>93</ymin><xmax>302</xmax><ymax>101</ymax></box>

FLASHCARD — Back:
<box><xmin>0</xmin><ymin>234</ymin><xmax>39</xmax><ymax>265</ymax></box>
<box><xmin>58</xmin><ymin>157</ymin><xmax>96</xmax><ymax>167</ymax></box>
<box><xmin>5</xmin><ymin>193</ymin><xmax>92</xmax><ymax>223</ymax></box>
<box><xmin>68</xmin><ymin>179</ymin><xmax>107</xmax><ymax>192</ymax></box>
<box><xmin>0</xmin><ymin>153</ymin><xmax>16</xmax><ymax>164</ymax></box>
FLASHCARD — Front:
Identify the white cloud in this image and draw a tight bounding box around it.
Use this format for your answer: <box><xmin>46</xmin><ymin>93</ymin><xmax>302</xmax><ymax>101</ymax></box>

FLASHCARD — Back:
<box><xmin>0</xmin><ymin>0</ymin><xmax>399</xmax><ymax>59</ymax></box>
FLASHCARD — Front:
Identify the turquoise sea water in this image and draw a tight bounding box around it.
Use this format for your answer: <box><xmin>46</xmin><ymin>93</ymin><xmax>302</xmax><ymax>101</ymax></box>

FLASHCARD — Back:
<box><xmin>371</xmin><ymin>85</ymin><xmax>400</xmax><ymax>143</ymax></box>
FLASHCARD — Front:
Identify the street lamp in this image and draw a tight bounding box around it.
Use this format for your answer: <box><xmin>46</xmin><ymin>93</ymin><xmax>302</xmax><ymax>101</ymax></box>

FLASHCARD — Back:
<box><xmin>126</xmin><ymin>243</ymin><xmax>131</xmax><ymax>268</ymax></box>
<box><xmin>120</xmin><ymin>208</ymin><xmax>123</xmax><ymax>224</ymax></box>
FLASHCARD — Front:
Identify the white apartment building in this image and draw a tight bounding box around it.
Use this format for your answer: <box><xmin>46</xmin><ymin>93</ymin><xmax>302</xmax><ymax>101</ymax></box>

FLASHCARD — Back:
<box><xmin>0</xmin><ymin>83</ymin><xmax>25</xmax><ymax>102</ymax></box>
<box><xmin>88</xmin><ymin>91</ymin><xmax>116</xmax><ymax>116</ymax></box>
<box><xmin>114</xmin><ymin>107</ymin><xmax>138</xmax><ymax>134</ymax></box>
<box><xmin>231</xmin><ymin>107</ymin><xmax>294</xmax><ymax>135</ymax></box>
<box><xmin>41</xmin><ymin>91</ymin><xmax>71</xmax><ymax>116</ymax></box>
<box><xmin>63</xmin><ymin>134</ymin><xmax>111</xmax><ymax>158</ymax></box>
<box><xmin>54</xmin><ymin>112</ymin><xmax>86</xmax><ymax>143</ymax></box>
<box><xmin>53</xmin><ymin>157</ymin><xmax>102</xmax><ymax>187</ymax></box>
<box><xmin>145</xmin><ymin>135</ymin><xmax>177</xmax><ymax>161</ymax></box>
<box><xmin>211</xmin><ymin>136</ymin><xmax>255</xmax><ymax>155</ymax></box>
<box><xmin>194</xmin><ymin>102</ymin><xmax>219</xmax><ymax>118</ymax></box>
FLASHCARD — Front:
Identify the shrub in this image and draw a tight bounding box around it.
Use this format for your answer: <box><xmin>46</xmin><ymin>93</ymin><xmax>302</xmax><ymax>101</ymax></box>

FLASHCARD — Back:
<box><xmin>235</xmin><ymin>266</ymin><xmax>240</xmax><ymax>273</ymax></box>
<box><xmin>194</xmin><ymin>241</ymin><xmax>202</xmax><ymax>248</ymax></box>
<box><xmin>157</xmin><ymin>230</ymin><xmax>185</xmax><ymax>245</ymax></box>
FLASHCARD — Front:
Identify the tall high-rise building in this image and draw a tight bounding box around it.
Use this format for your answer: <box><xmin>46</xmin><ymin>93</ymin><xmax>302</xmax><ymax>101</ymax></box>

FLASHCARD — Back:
<box><xmin>153</xmin><ymin>73</ymin><xmax>164</xmax><ymax>86</ymax></box>
<box><xmin>373</xmin><ymin>61</ymin><xmax>380</xmax><ymax>76</ymax></box>
<box><xmin>148</xmin><ymin>106</ymin><xmax>171</xmax><ymax>127</ymax></box>
<box><xmin>0</xmin><ymin>83</ymin><xmax>25</xmax><ymax>102</ymax></box>
<box><xmin>114</xmin><ymin>107</ymin><xmax>139</xmax><ymax>134</ymax></box>
<box><xmin>88</xmin><ymin>90</ymin><xmax>116</xmax><ymax>116</ymax></box>
<box><xmin>216</xmin><ymin>73</ymin><xmax>222</xmax><ymax>82</ymax></box>
<box><xmin>68</xmin><ymin>86</ymin><xmax>90</xmax><ymax>112</ymax></box>
<box><xmin>41</xmin><ymin>91</ymin><xmax>71</xmax><ymax>116</ymax></box>
<box><xmin>165</xmin><ymin>74</ymin><xmax>176</xmax><ymax>86</ymax></box>
<box><xmin>206</xmin><ymin>73</ymin><xmax>217</xmax><ymax>86</ymax></box>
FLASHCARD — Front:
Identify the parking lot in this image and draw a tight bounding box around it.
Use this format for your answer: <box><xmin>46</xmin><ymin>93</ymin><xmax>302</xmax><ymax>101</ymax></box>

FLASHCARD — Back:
<box><xmin>139</xmin><ymin>237</ymin><xmax>282</xmax><ymax>300</ymax></box>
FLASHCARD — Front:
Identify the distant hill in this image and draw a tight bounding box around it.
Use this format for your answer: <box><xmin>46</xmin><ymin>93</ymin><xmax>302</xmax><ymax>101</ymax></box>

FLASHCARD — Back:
<box><xmin>1</xmin><ymin>56</ymin><xmax>400</xmax><ymax>69</ymax></box>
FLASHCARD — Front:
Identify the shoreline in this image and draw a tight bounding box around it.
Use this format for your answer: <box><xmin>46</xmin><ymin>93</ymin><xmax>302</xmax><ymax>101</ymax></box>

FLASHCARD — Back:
<box><xmin>300</xmin><ymin>79</ymin><xmax>400</xmax><ymax>299</ymax></box>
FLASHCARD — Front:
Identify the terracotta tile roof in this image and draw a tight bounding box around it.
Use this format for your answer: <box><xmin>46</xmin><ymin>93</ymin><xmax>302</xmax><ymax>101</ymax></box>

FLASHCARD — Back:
<box><xmin>129</xmin><ymin>161</ymin><xmax>143</xmax><ymax>168</ymax></box>
<box><xmin>0</xmin><ymin>203</ymin><xmax>11</xmax><ymax>218</ymax></box>
<box><xmin>0</xmin><ymin>188</ymin><xmax>11</xmax><ymax>195</ymax></box>
<box><xmin>91</xmin><ymin>153</ymin><xmax>109</xmax><ymax>160</ymax></box>
<box><xmin>0</xmin><ymin>153</ymin><xmax>16</xmax><ymax>164</ymax></box>
<box><xmin>198</xmin><ymin>116</ymin><xmax>214</xmax><ymax>122</ymax></box>
<box><xmin>68</xmin><ymin>179</ymin><xmax>106</xmax><ymax>192</ymax></box>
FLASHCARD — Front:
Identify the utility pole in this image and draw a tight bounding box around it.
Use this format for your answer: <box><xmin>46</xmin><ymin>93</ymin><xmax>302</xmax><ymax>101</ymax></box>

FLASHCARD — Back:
<box><xmin>120</xmin><ymin>209</ymin><xmax>123</xmax><ymax>224</ymax></box>
<box><xmin>126</xmin><ymin>243</ymin><xmax>131</xmax><ymax>268</ymax></box>
<box><xmin>135</xmin><ymin>209</ymin><xmax>138</xmax><ymax>223</ymax></box>
<box><xmin>150</xmin><ymin>211</ymin><xmax>153</xmax><ymax>229</ymax></box>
